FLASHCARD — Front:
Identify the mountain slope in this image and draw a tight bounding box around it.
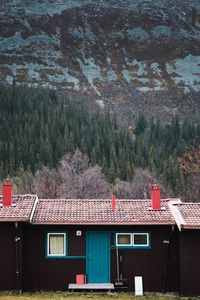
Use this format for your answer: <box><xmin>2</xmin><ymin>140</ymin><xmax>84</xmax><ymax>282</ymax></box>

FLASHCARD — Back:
<box><xmin>0</xmin><ymin>0</ymin><xmax>200</xmax><ymax>120</ymax></box>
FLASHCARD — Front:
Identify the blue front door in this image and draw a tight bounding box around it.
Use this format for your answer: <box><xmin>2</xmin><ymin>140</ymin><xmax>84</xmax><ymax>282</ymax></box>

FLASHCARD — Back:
<box><xmin>86</xmin><ymin>231</ymin><xmax>110</xmax><ymax>283</ymax></box>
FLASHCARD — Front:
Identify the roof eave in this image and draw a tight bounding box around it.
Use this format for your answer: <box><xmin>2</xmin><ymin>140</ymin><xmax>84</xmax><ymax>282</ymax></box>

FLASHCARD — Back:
<box><xmin>31</xmin><ymin>221</ymin><xmax>175</xmax><ymax>225</ymax></box>
<box><xmin>0</xmin><ymin>218</ymin><xmax>30</xmax><ymax>222</ymax></box>
<box><xmin>182</xmin><ymin>225</ymin><xmax>200</xmax><ymax>230</ymax></box>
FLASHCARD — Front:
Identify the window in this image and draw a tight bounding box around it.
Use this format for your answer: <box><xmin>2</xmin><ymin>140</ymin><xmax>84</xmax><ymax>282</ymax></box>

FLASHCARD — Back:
<box><xmin>47</xmin><ymin>233</ymin><xmax>67</xmax><ymax>257</ymax></box>
<box><xmin>116</xmin><ymin>233</ymin><xmax>132</xmax><ymax>246</ymax></box>
<box><xmin>133</xmin><ymin>233</ymin><xmax>149</xmax><ymax>246</ymax></box>
<box><xmin>115</xmin><ymin>232</ymin><xmax>150</xmax><ymax>248</ymax></box>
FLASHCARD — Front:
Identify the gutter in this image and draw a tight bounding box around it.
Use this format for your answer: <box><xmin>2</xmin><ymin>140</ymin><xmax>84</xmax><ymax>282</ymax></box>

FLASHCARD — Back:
<box><xmin>31</xmin><ymin>221</ymin><xmax>176</xmax><ymax>225</ymax></box>
<box><xmin>182</xmin><ymin>225</ymin><xmax>200</xmax><ymax>230</ymax></box>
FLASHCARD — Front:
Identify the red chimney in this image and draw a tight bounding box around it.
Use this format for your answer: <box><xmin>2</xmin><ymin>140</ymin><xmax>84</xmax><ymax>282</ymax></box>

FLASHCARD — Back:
<box><xmin>3</xmin><ymin>179</ymin><xmax>12</xmax><ymax>206</ymax></box>
<box><xmin>112</xmin><ymin>194</ymin><xmax>116</xmax><ymax>211</ymax></box>
<box><xmin>151</xmin><ymin>184</ymin><xmax>161</xmax><ymax>210</ymax></box>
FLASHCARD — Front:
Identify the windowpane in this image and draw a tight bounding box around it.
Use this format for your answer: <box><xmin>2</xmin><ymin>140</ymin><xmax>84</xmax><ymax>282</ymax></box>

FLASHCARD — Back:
<box><xmin>117</xmin><ymin>234</ymin><xmax>131</xmax><ymax>246</ymax></box>
<box><xmin>49</xmin><ymin>234</ymin><xmax>65</xmax><ymax>255</ymax></box>
<box><xmin>133</xmin><ymin>234</ymin><xmax>148</xmax><ymax>245</ymax></box>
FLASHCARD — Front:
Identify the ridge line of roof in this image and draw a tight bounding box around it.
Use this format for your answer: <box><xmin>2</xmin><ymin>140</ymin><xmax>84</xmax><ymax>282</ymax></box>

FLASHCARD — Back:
<box><xmin>30</xmin><ymin>196</ymin><xmax>39</xmax><ymax>223</ymax></box>
<box><xmin>168</xmin><ymin>201</ymin><xmax>185</xmax><ymax>231</ymax></box>
<box><xmin>175</xmin><ymin>202</ymin><xmax>200</xmax><ymax>205</ymax></box>
<box><xmin>0</xmin><ymin>194</ymin><xmax>38</xmax><ymax>197</ymax></box>
<box><xmin>37</xmin><ymin>198</ymin><xmax>177</xmax><ymax>202</ymax></box>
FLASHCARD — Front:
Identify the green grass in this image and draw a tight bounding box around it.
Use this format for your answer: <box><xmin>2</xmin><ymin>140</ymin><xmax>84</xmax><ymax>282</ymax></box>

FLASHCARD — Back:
<box><xmin>0</xmin><ymin>292</ymin><xmax>198</xmax><ymax>300</ymax></box>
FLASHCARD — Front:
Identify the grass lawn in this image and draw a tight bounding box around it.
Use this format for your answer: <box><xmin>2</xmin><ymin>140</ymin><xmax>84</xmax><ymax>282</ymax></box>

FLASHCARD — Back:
<box><xmin>0</xmin><ymin>292</ymin><xmax>198</xmax><ymax>300</ymax></box>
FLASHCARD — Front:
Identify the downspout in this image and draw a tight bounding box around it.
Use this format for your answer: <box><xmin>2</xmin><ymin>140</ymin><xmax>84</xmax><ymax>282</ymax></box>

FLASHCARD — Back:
<box><xmin>15</xmin><ymin>222</ymin><xmax>21</xmax><ymax>293</ymax></box>
<box><xmin>116</xmin><ymin>247</ymin><xmax>120</xmax><ymax>282</ymax></box>
<box><xmin>162</xmin><ymin>225</ymin><xmax>175</xmax><ymax>293</ymax></box>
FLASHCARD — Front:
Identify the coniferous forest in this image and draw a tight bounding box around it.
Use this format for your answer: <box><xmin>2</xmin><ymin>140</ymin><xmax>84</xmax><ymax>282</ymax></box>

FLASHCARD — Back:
<box><xmin>0</xmin><ymin>84</ymin><xmax>200</xmax><ymax>201</ymax></box>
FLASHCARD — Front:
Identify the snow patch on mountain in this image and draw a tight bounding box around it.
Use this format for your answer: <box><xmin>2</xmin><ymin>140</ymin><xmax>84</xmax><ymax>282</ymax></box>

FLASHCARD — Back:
<box><xmin>3</xmin><ymin>62</ymin><xmax>80</xmax><ymax>90</ymax></box>
<box><xmin>151</xmin><ymin>63</ymin><xmax>162</xmax><ymax>77</ymax></box>
<box><xmin>0</xmin><ymin>0</ymin><xmax>93</xmax><ymax>17</ymax></box>
<box><xmin>0</xmin><ymin>32</ymin><xmax>60</xmax><ymax>51</ymax></box>
<box><xmin>127</xmin><ymin>27</ymin><xmax>149</xmax><ymax>41</ymax></box>
<box><xmin>77</xmin><ymin>56</ymin><xmax>102</xmax><ymax>95</ymax></box>
<box><xmin>166</xmin><ymin>55</ymin><xmax>200</xmax><ymax>92</ymax></box>
<box><xmin>105</xmin><ymin>69</ymin><xmax>117</xmax><ymax>81</ymax></box>
<box><xmin>151</xmin><ymin>26</ymin><xmax>172</xmax><ymax>38</ymax></box>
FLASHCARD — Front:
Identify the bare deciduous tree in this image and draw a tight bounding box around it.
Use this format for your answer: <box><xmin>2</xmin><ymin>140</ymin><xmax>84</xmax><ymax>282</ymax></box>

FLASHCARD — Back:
<box><xmin>14</xmin><ymin>169</ymin><xmax>36</xmax><ymax>195</ymax></box>
<box><xmin>114</xmin><ymin>168</ymin><xmax>166</xmax><ymax>199</ymax></box>
<box><xmin>14</xmin><ymin>167</ymin><xmax>61</xmax><ymax>198</ymax></box>
<box><xmin>34</xmin><ymin>166</ymin><xmax>61</xmax><ymax>199</ymax></box>
<box><xmin>59</xmin><ymin>150</ymin><xmax>111</xmax><ymax>198</ymax></box>
<box><xmin>80</xmin><ymin>166</ymin><xmax>111</xmax><ymax>198</ymax></box>
<box><xmin>12</xmin><ymin>152</ymin><xmax>168</xmax><ymax>201</ymax></box>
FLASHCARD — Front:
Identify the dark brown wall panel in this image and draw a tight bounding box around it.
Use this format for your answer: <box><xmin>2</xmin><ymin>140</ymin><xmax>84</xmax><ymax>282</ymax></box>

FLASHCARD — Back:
<box><xmin>0</xmin><ymin>223</ymin><xmax>16</xmax><ymax>290</ymax></box>
<box><xmin>110</xmin><ymin>225</ymin><xmax>179</xmax><ymax>293</ymax></box>
<box><xmin>165</xmin><ymin>229</ymin><xmax>180</xmax><ymax>292</ymax></box>
<box><xmin>22</xmin><ymin>224</ymin><xmax>179</xmax><ymax>293</ymax></box>
<box><xmin>180</xmin><ymin>230</ymin><xmax>200</xmax><ymax>296</ymax></box>
<box><xmin>68</xmin><ymin>228</ymin><xmax>86</xmax><ymax>256</ymax></box>
<box><xmin>2</xmin><ymin>222</ymin><xmax>200</xmax><ymax>295</ymax></box>
<box><xmin>22</xmin><ymin>225</ymin><xmax>86</xmax><ymax>291</ymax></box>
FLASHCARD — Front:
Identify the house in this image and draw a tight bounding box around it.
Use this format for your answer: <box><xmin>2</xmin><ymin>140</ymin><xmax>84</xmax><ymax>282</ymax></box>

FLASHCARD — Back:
<box><xmin>169</xmin><ymin>202</ymin><xmax>200</xmax><ymax>295</ymax></box>
<box><xmin>0</xmin><ymin>179</ymin><xmax>200</xmax><ymax>295</ymax></box>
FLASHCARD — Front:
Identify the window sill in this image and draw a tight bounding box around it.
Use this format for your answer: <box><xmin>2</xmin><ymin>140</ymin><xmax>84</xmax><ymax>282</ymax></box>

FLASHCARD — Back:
<box><xmin>46</xmin><ymin>255</ymin><xmax>86</xmax><ymax>259</ymax></box>
<box><xmin>111</xmin><ymin>245</ymin><xmax>151</xmax><ymax>249</ymax></box>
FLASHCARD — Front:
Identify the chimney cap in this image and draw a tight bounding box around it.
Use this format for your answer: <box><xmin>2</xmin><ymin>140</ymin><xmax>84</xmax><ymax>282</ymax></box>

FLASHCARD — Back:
<box><xmin>4</xmin><ymin>179</ymin><xmax>11</xmax><ymax>185</ymax></box>
<box><xmin>152</xmin><ymin>184</ymin><xmax>159</xmax><ymax>190</ymax></box>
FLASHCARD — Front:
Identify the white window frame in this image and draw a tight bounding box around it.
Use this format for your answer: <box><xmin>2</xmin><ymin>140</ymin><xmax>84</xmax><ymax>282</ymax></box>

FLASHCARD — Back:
<box><xmin>133</xmin><ymin>233</ymin><xmax>149</xmax><ymax>247</ymax></box>
<box><xmin>116</xmin><ymin>233</ymin><xmax>132</xmax><ymax>246</ymax></box>
<box><xmin>116</xmin><ymin>232</ymin><xmax>150</xmax><ymax>248</ymax></box>
<box><xmin>47</xmin><ymin>232</ymin><xmax>66</xmax><ymax>257</ymax></box>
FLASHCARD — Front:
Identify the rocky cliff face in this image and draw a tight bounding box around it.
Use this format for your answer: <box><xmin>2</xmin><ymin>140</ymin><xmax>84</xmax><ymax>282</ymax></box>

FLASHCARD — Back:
<box><xmin>0</xmin><ymin>0</ymin><xmax>200</xmax><ymax>120</ymax></box>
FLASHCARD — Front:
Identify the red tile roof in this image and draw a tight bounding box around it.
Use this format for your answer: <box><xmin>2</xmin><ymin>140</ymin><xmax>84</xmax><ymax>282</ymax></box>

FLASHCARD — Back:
<box><xmin>32</xmin><ymin>199</ymin><xmax>175</xmax><ymax>225</ymax></box>
<box><xmin>0</xmin><ymin>195</ymin><xmax>37</xmax><ymax>222</ymax></box>
<box><xmin>170</xmin><ymin>203</ymin><xmax>200</xmax><ymax>230</ymax></box>
<box><xmin>1</xmin><ymin>195</ymin><xmax>199</xmax><ymax>229</ymax></box>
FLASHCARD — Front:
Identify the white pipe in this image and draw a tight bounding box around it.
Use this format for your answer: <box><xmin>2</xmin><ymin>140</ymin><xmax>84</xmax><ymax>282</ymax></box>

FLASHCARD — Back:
<box><xmin>116</xmin><ymin>247</ymin><xmax>120</xmax><ymax>282</ymax></box>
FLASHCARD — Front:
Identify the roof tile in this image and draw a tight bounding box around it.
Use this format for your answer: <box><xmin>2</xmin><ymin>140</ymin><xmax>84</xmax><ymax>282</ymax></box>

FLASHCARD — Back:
<box><xmin>173</xmin><ymin>203</ymin><xmax>200</xmax><ymax>229</ymax></box>
<box><xmin>32</xmin><ymin>199</ymin><xmax>175</xmax><ymax>225</ymax></box>
<box><xmin>0</xmin><ymin>195</ymin><xmax>37</xmax><ymax>222</ymax></box>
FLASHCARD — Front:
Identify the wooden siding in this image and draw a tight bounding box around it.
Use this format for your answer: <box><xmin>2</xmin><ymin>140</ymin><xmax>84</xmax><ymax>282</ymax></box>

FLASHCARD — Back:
<box><xmin>110</xmin><ymin>225</ymin><xmax>180</xmax><ymax>293</ymax></box>
<box><xmin>21</xmin><ymin>224</ymin><xmax>179</xmax><ymax>293</ymax></box>
<box><xmin>68</xmin><ymin>229</ymin><xmax>86</xmax><ymax>256</ymax></box>
<box><xmin>4</xmin><ymin>221</ymin><xmax>200</xmax><ymax>296</ymax></box>
<box><xmin>22</xmin><ymin>225</ymin><xmax>86</xmax><ymax>291</ymax></box>
<box><xmin>0</xmin><ymin>223</ymin><xmax>16</xmax><ymax>290</ymax></box>
<box><xmin>180</xmin><ymin>230</ymin><xmax>200</xmax><ymax>296</ymax></box>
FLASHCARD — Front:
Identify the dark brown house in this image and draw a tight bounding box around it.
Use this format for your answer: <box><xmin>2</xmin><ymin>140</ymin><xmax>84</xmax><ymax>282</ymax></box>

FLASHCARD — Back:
<box><xmin>0</xmin><ymin>180</ymin><xmax>200</xmax><ymax>296</ymax></box>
